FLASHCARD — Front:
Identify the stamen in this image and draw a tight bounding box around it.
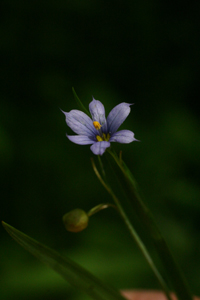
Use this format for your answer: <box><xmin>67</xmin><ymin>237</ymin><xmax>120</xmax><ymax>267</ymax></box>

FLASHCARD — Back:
<box><xmin>93</xmin><ymin>121</ymin><xmax>102</xmax><ymax>130</ymax></box>
<box><xmin>96</xmin><ymin>135</ymin><xmax>103</xmax><ymax>142</ymax></box>
<box><xmin>103</xmin><ymin>133</ymin><xmax>110</xmax><ymax>141</ymax></box>
<box><xmin>96</xmin><ymin>134</ymin><xmax>110</xmax><ymax>142</ymax></box>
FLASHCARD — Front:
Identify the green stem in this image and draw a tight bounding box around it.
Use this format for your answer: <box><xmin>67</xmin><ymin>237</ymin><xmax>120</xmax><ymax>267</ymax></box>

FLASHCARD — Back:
<box><xmin>107</xmin><ymin>149</ymin><xmax>193</xmax><ymax>300</ymax></box>
<box><xmin>72</xmin><ymin>87</ymin><xmax>90</xmax><ymax>116</ymax></box>
<box><xmin>87</xmin><ymin>203</ymin><xmax>117</xmax><ymax>217</ymax></box>
<box><xmin>91</xmin><ymin>158</ymin><xmax>173</xmax><ymax>300</ymax></box>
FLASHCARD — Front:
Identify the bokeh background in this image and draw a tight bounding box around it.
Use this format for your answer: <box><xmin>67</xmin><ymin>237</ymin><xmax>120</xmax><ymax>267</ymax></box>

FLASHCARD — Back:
<box><xmin>1</xmin><ymin>1</ymin><xmax>200</xmax><ymax>299</ymax></box>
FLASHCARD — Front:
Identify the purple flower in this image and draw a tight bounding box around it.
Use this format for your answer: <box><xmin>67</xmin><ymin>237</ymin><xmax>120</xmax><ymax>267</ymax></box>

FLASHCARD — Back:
<box><xmin>62</xmin><ymin>98</ymin><xmax>137</xmax><ymax>155</ymax></box>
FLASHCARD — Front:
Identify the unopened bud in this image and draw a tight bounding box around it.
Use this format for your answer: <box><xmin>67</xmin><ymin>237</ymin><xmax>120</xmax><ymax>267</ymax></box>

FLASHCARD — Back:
<box><xmin>63</xmin><ymin>209</ymin><xmax>89</xmax><ymax>233</ymax></box>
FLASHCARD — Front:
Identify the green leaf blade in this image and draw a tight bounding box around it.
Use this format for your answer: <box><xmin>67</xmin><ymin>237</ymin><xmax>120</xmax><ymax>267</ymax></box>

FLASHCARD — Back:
<box><xmin>107</xmin><ymin>151</ymin><xmax>193</xmax><ymax>300</ymax></box>
<box><xmin>72</xmin><ymin>87</ymin><xmax>90</xmax><ymax>116</ymax></box>
<box><xmin>2</xmin><ymin>221</ymin><xmax>125</xmax><ymax>300</ymax></box>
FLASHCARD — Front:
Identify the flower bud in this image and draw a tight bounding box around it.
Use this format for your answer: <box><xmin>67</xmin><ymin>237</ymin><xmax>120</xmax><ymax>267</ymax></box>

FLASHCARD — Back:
<box><xmin>63</xmin><ymin>209</ymin><xmax>89</xmax><ymax>233</ymax></box>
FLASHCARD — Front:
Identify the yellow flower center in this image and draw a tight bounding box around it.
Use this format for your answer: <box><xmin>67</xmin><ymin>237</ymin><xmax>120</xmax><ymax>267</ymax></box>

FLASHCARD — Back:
<box><xmin>93</xmin><ymin>121</ymin><xmax>110</xmax><ymax>142</ymax></box>
<box><xmin>96</xmin><ymin>133</ymin><xmax>110</xmax><ymax>142</ymax></box>
<box><xmin>93</xmin><ymin>121</ymin><xmax>102</xmax><ymax>130</ymax></box>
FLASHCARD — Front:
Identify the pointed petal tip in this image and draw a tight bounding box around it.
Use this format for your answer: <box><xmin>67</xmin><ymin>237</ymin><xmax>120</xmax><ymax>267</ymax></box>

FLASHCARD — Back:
<box><xmin>107</xmin><ymin>102</ymin><xmax>133</xmax><ymax>133</ymax></box>
<box><xmin>109</xmin><ymin>130</ymin><xmax>138</xmax><ymax>144</ymax></box>
<box><xmin>59</xmin><ymin>108</ymin><xmax>66</xmax><ymax>114</ymax></box>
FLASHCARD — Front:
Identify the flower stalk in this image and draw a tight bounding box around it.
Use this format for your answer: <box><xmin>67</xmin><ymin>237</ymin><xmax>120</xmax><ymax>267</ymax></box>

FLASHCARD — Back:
<box><xmin>106</xmin><ymin>149</ymin><xmax>193</xmax><ymax>300</ymax></box>
<box><xmin>87</xmin><ymin>203</ymin><xmax>117</xmax><ymax>217</ymax></box>
<box><xmin>91</xmin><ymin>158</ymin><xmax>173</xmax><ymax>300</ymax></box>
<box><xmin>63</xmin><ymin>92</ymin><xmax>193</xmax><ymax>300</ymax></box>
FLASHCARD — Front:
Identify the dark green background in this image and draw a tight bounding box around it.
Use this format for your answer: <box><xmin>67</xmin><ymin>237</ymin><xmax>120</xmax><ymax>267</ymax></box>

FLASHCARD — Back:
<box><xmin>1</xmin><ymin>1</ymin><xmax>200</xmax><ymax>299</ymax></box>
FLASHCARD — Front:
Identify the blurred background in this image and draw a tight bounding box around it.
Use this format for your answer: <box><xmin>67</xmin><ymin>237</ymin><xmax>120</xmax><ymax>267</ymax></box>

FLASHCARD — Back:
<box><xmin>1</xmin><ymin>1</ymin><xmax>200</xmax><ymax>299</ymax></box>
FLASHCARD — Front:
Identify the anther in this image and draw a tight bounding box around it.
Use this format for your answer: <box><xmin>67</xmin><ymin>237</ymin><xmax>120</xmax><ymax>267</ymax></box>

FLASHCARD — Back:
<box><xmin>93</xmin><ymin>121</ymin><xmax>102</xmax><ymax>130</ymax></box>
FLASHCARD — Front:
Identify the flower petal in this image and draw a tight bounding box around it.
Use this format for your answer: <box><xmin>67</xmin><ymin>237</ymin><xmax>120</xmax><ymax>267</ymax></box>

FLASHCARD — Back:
<box><xmin>67</xmin><ymin>134</ymin><xmax>95</xmax><ymax>145</ymax></box>
<box><xmin>107</xmin><ymin>103</ymin><xmax>132</xmax><ymax>133</ymax></box>
<box><xmin>89</xmin><ymin>98</ymin><xmax>107</xmax><ymax>132</ymax></box>
<box><xmin>62</xmin><ymin>109</ymin><xmax>97</xmax><ymax>136</ymax></box>
<box><xmin>109</xmin><ymin>130</ymin><xmax>137</xmax><ymax>143</ymax></box>
<box><xmin>90</xmin><ymin>141</ymin><xmax>110</xmax><ymax>155</ymax></box>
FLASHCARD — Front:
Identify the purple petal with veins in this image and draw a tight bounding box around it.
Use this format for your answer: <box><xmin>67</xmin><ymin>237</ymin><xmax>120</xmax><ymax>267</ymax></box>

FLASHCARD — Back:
<box><xmin>109</xmin><ymin>130</ymin><xmax>136</xmax><ymax>143</ymax></box>
<box><xmin>90</xmin><ymin>141</ymin><xmax>110</xmax><ymax>155</ymax></box>
<box><xmin>89</xmin><ymin>98</ymin><xmax>107</xmax><ymax>132</ymax></box>
<box><xmin>62</xmin><ymin>110</ymin><xmax>97</xmax><ymax>136</ymax></box>
<box><xmin>107</xmin><ymin>103</ymin><xmax>132</xmax><ymax>133</ymax></box>
<box><xmin>67</xmin><ymin>134</ymin><xmax>96</xmax><ymax>145</ymax></box>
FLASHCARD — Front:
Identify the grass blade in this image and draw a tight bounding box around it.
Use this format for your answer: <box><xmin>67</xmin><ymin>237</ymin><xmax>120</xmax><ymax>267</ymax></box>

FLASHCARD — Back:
<box><xmin>107</xmin><ymin>150</ymin><xmax>193</xmax><ymax>300</ymax></box>
<box><xmin>2</xmin><ymin>221</ymin><xmax>125</xmax><ymax>300</ymax></box>
<box><xmin>72</xmin><ymin>87</ymin><xmax>90</xmax><ymax>116</ymax></box>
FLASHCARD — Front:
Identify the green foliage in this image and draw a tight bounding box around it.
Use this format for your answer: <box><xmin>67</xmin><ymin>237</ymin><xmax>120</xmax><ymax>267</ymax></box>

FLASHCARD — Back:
<box><xmin>1</xmin><ymin>0</ymin><xmax>200</xmax><ymax>299</ymax></box>
<box><xmin>2</xmin><ymin>222</ymin><xmax>126</xmax><ymax>300</ymax></box>
<box><xmin>72</xmin><ymin>87</ymin><xmax>90</xmax><ymax>116</ymax></box>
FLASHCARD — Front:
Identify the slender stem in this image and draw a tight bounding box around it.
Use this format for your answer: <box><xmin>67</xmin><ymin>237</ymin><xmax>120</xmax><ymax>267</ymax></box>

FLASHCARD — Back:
<box><xmin>107</xmin><ymin>149</ymin><xmax>193</xmax><ymax>300</ymax></box>
<box><xmin>91</xmin><ymin>158</ymin><xmax>173</xmax><ymax>300</ymax></box>
<box><xmin>113</xmin><ymin>202</ymin><xmax>172</xmax><ymax>300</ymax></box>
<box><xmin>98</xmin><ymin>155</ymin><xmax>106</xmax><ymax>177</ymax></box>
<box><xmin>87</xmin><ymin>203</ymin><xmax>117</xmax><ymax>217</ymax></box>
<box><xmin>72</xmin><ymin>87</ymin><xmax>90</xmax><ymax>116</ymax></box>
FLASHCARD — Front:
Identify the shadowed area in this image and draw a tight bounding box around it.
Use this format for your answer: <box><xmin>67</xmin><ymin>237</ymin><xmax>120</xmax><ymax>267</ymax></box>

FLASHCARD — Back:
<box><xmin>1</xmin><ymin>1</ymin><xmax>200</xmax><ymax>299</ymax></box>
